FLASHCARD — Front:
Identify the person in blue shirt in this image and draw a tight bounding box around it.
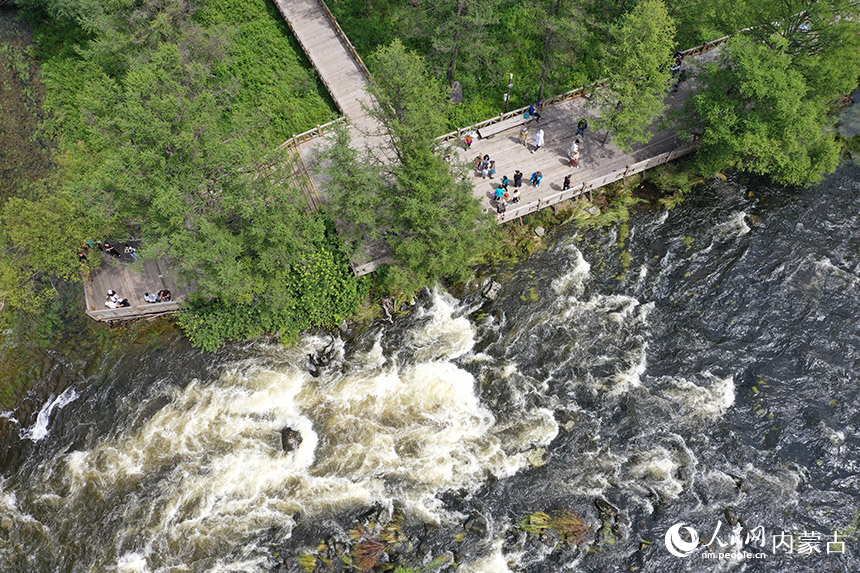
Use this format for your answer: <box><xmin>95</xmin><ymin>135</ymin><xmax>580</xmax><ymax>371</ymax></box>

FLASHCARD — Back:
<box><xmin>528</xmin><ymin>101</ymin><xmax>542</xmax><ymax>123</ymax></box>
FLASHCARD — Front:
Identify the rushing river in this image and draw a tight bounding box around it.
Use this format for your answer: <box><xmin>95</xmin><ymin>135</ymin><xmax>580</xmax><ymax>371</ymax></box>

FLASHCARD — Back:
<box><xmin>3</xmin><ymin>154</ymin><xmax>860</xmax><ymax>571</ymax></box>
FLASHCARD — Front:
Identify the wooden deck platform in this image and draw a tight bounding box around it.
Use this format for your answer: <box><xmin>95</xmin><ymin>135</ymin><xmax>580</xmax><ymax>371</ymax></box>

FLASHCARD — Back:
<box><xmin>266</xmin><ymin>1</ymin><xmax>730</xmax><ymax>275</ymax></box>
<box><xmin>83</xmin><ymin>251</ymin><xmax>185</xmax><ymax>323</ymax></box>
<box><xmin>445</xmin><ymin>50</ymin><xmax>718</xmax><ymax>223</ymax></box>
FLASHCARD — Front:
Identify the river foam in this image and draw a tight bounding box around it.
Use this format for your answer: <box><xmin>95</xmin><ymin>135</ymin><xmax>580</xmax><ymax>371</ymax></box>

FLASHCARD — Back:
<box><xmin>22</xmin><ymin>386</ymin><xmax>78</xmax><ymax>442</ymax></box>
<box><xmin>2</xmin><ymin>290</ymin><xmax>560</xmax><ymax>571</ymax></box>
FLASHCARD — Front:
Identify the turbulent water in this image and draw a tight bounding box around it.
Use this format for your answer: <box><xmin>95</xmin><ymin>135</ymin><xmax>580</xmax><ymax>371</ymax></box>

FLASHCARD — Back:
<box><xmin>2</xmin><ymin>161</ymin><xmax>860</xmax><ymax>572</ymax></box>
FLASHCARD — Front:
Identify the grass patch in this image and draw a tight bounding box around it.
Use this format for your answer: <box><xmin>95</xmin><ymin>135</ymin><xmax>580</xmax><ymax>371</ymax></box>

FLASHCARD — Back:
<box><xmin>197</xmin><ymin>0</ymin><xmax>338</xmax><ymax>145</ymax></box>
<box><xmin>647</xmin><ymin>159</ymin><xmax>706</xmax><ymax>210</ymax></box>
<box><xmin>519</xmin><ymin>510</ymin><xmax>592</xmax><ymax>545</ymax></box>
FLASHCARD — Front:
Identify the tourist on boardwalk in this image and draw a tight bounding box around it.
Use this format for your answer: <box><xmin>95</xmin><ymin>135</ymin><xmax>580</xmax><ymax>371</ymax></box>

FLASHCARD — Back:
<box><xmin>563</xmin><ymin>175</ymin><xmax>571</xmax><ymax>190</ymax></box>
<box><xmin>519</xmin><ymin>126</ymin><xmax>529</xmax><ymax>146</ymax></box>
<box><xmin>464</xmin><ymin>134</ymin><xmax>474</xmax><ymax>149</ymax></box>
<box><xmin>512</xmin><ymin>188</ymin><xmax>521</xmax><ymax>203</ymax></box>
<box><xmin>105</xmin><ymin>289</ymin><xmax>119</xmax><ymax>308</ymax></box>
<box><xmin>529</xmin><ymin>101</ymin><xmax>542</xmax><ymax>123</ymax></box>
<box><xmin>513</xmin><ymin>170</ymin><xmax>523</xmax><ymax>187</ymax></box>
<box><xmin>670</xmin><ymin>51</ymin><xmax>682</xmax><ymax>74</ymax></box>
<box><xmin>501</xmin><ymin>175</ymin><xmax>509</xmax><ymax>191</ymax></box>
<box><xmin>489</xmin><ymin>160</ymin><xmax>496</xmax><ymax>179</ymax></box>
<box><xmin>569</xmin><ymin>139</ymin><xmax>581</xmax><ymax>168</ymax></box>
<box><xmin>144</xmin><ymin>292</ymin><xmax>158</xmax><ymax>303</ymax></box>
<box><xmin>494</xmin><ymin>185</ymin><xmax>507</xmax><ymax>214</ymax></box>
<box><xmin>124</xmin><ymin>244</ymin><xmax>138</xmax><ymax>260</ymax></box>
<box><xmin>103</xmin><ymin>241</ymin><xmax>120</xmax><ymax>258</ymax></box>
<box><xmin>576</xmin><ymin>118</ymin><xmax>588</xmax><ymax>138</ymax></box>
<box><xmin>157</xmin><ymin>289</ymin><xmax>172</xmax><ymax>302</ymax></box>
<box><xmin>531</xmin><ymin>129</ymin><xmax>544</xmax><ymax>154</ymax></box>
<box><xmin>530</xmin><ymin>171</ymin><xmax>543</xmax><ymax>187</ymax></box>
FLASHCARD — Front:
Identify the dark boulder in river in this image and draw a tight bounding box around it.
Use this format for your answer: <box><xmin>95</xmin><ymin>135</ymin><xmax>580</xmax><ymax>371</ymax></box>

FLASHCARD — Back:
<box><xmin>280</xmin><ymin>427</ymin><xmax>302</xmax><ymax>453</ymax></box>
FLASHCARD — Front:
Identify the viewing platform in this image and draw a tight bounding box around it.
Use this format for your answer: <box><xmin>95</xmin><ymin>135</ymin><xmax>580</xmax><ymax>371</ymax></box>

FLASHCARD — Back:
<box><xmin>82</xmin><ymin>249</ymin><xmax>185</xmax><ymax>323</ymax></box>
<box><xmin>269</xmin><ymin>0</ymin><xmax>729</xmax><ymax>274</ymax></box>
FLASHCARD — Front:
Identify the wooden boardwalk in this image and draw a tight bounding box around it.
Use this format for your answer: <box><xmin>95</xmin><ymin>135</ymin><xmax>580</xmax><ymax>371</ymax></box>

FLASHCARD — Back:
<box><xmin>271</xmin><ymin>0</ymin><xmax>381</xmax><ymax>138</ymax></box>
<box><xmin>270</xmin><ymin>0</ymin><xmax>730</xmax><ymax>273</ymax></box>
<box><xmin>83</xmin><ymin>250</ymin><xmax>184</xmax><ymax>323</ymax></box>
<box><xmin>81</xmin><ymin>1</ymin><xmax>728</xmax><ymax>321</ymax></box>
<box><xmin>448</xmin><ymin>55</ymin><xmax>709</xmax><ymax>222</ymax></box>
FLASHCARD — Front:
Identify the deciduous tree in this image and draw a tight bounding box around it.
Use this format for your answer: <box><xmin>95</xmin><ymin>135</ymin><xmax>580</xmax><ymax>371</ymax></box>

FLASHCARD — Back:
<box><xmin>692</xmin><ymin>35</ymin><xmax>842</xmax><ymax>186</ymax></box>
<box><xmin>593</xmin><ymin>0</ymin><xmax>676</xmax><ymax>151</ymax></box>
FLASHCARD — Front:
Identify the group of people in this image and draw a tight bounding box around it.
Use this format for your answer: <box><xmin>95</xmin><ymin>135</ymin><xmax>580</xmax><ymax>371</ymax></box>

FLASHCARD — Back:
<box><xmin>102</xmin><ymin>241</ymin><xmax>139</xmax><ymax>260</ymax></box>
<box><xmin>81</xmin><ymin>241</ymin><xmax>138</xmax><ymax>263</ymax></box>
<box><xmin>467</xmin><ymin>111</ymin><xmax>592</xmax><ymax>216</ymax></box>
<box><xmin>104</xmin><ymin>288</ymin><xmax>171</xmax><ymax>309</ymax></box>
<box><xmin>104</xmin><ymin>290</ymin><xmax>130</xmax><ymax>309</ymax></box>
<box><xmin>492</xmin><ymin>170</ymin><xmax>527</xmax><ymax>214</ymax></box>
<box><xmin>474</xmin><ymin>154</ymin><xmax>497</xmax><ymax>179</ymax></box>
<box><xmin>144</xmin><ymin>289</ymin><xmax>172</xmax><ymax>303</ymax></box>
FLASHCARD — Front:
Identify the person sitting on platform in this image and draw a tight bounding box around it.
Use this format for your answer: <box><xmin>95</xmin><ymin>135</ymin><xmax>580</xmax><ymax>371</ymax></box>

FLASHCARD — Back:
<box><xmin>118</xmin><ymin>298</ymin><xmax>130</xmax><ymax>307</ymax></box>
<box><xmin>144</xmin><ymin>292</ymin><xmax>158</xmax><ymax>304</ymax></box>
<box><xmin>105</xmin><ymin>289</ymin><xmax>119</xmax><ymax>308</ymax></box>
<box><xmin>157</xmin><ymin>289</ymin><xmax>172</xmax><ymax>302</ymax></box>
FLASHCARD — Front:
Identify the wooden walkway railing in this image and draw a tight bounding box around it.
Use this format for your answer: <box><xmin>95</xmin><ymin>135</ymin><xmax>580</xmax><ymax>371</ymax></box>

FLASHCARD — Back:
<box><xmin>277</xmin><ymin>116</ymin><xmax>348</xmax><ymax>150</ymax></box>
<box><xmin>498</xmin><ymin>145</ymin><xmax>698</xmax><ymax>223</ymax></box>
<box><xmin>282</xmin><ymin>140</ymin><xmax>321</xmax><ymax>213</ymax></box>
<box><xmin>269</xmin><ymin>1</ymin><xmax>736</xmax><ymax>275</ymax></box>
<box><xmin>436</xmin><ymin>80</ymin><xmax>608</xmax><ymax>144</ymax></box>
<box><xmin>435</xmin><ymin>33</ymin><xmax>730</xmax><ymax>149</ymax></box>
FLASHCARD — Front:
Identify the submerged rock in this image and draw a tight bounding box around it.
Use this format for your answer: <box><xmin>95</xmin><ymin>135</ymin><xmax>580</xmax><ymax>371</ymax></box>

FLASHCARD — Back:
<box><xmin>594</xmin><ymin>498</ymin><xmax>619</xmax><ymax>521</ymax></box>
<box><xmin>308</xmin><ymin>338</ymin><xmax>336</xmax><ymax>377</ymax></box>
<box><xmin>527</xmin><ymin>448</ymin><xmax>547</xmax><ymax>467</ymax></box>
<box><xmin>464</xmin><ymin>513</ymin><xmax>489</xmax><ymax>538</ymax></box>
<box><xmin>280</xmin><ymin>427</ymin><xmax>302</xmax><ymax>453</ymax></box>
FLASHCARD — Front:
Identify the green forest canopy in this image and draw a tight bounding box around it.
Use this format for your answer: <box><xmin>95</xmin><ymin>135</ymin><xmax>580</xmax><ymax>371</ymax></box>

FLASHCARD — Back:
<box><xmin>1</xmin><ymin>0</ymin><xmax>858</xmax><ymax>350</ymax></box>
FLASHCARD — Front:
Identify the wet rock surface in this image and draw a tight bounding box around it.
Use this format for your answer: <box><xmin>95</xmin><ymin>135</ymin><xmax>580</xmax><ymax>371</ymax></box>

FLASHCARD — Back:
<box><xmin>280</xmin><ymin>427</ymin><xmax>302</xmax><ymax>453</ymax></box>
